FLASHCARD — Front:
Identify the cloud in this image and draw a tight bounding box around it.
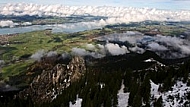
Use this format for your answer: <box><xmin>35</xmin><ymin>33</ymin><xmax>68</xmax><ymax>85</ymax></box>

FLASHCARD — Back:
<box><xmin>54</xmin><ymin>21</ymin><xmax>105</xmax><ymax>33</ymax></box>
<box><xmin>21</xmin><ymin>22</ymin><xmax>32</xmax><ymax>26</ymax></box>
<box><xmin>97</xmin><ymin>31</ymin><xmax>143</xmax><ymax>44</ymax></box>
<box><xmin>147</xmin><ymin>42</ymin><xmax>168</xmax><ymax>51</ymax></box>
<box><xmin>71</xmin><ymin>48</ymin><xmax>88</xmax><ymax>56</ymax></box>
<box><xmin>139</xmin><ymin>35</ymin><xmax>190</xmax><ymax>58</ymax></box>
<box><xmin>71</xmin><ymin>42</ymin><xmax>130</xmax><ymax>58</ymax></box>
<box><xmin>97</xmin><ymin>32</ymin><xmax>190</xmax><ymax>59</ymax></box>
<box><xmin>86</xmin><ymin>44</ymin><xmax>96</xmax><ymax>51</ymax></box>
<box><xmin>97</xmin><ymin>44</ymin><xmax>107</xmax><ymax>55</ymax></box>
<box><xmin>70</xmin><ymin>32</ymin><xmax>190</xmax><ymax>59</ymax></box>
<box><xmin>29</xmin><ymin>30</ymin><xmax>190</xmax><ymax>59</ymax></box>
<box><xmin>0</xmin><ymin>3</ymin><xmax>190</xmax><ymax>29</ymax></box>
<box><xmin>138</xmin><ymin>35</ymin><xmax>190</xmax><ymax>58</ymax></box>
<box><xmin>2</xmin><ymin>0</ymin><xmax>189</xmax><ymax>10</ymax></box>
<box><xmin>71</xmin><ymin>47</ymin><xmax>105</xmax><ymax>58</ymax></box>
<box><xmin>129</xmin><ymin>45</ymin><xmax>145</xmax><ymax>54</ymax></box>
<box><xmin>47</xmin><ymin>51</ymin><xmax>57</xmax><ymax>57</ymax></box>
<box><xmin>31</xmin><ymin>50</ymin><xmax>46</xmax><ymax>61</ymax></box>
<box><xmin>61</xmin><ymin>52</ymin><xmax>70</xmax><ymax>59</ymax></box>
<box><xmin>0</xmin><ymin>20</ymin><xmax>33</xmax><ymax>28</ymax></box>
<box><xmin>1</xmin><ymin>3</ymin><xmax>190</xmax><ymax>23</ymax></box>
<box><xmin>18</xmin><ymin>45</ymin><xmax>128</xmax><ymax>63</ymax></box>
<box><xmin>105</xmin><ymin>43</ymin><xmax>129</xmax><ymax>55</ymax></box>
<box><xmin>0</xmin><ymin>20</ymin><xmax>16</xmax><ymax>27</ymax></box>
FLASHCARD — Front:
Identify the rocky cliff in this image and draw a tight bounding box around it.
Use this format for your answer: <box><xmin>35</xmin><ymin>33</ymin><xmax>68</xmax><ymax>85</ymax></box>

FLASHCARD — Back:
<box><xmin>18</xmin><ymin>56</ymin><xmax>86</xmax><ymax>103</ymax></box>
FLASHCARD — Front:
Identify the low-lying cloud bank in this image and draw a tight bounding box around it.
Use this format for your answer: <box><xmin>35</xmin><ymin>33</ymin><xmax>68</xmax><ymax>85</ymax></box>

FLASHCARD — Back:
<box><xmin>53</xmin><ymin>20</ymin><xmax>106</xmax><ymax>32</ymax></box>
<box><xmin>1</xmin><ymin>3</ymin><xmax>190</xmax><ymax>29</ymax></box>
<box><xmin>30</xmin><ymin>42</ymin><xmax>131</xmax><ymax>61</ymax></box>
<box><xmin>1</xmin><ymin>3</ymin><xmax>190</xmax><ymax>24</ymax></box>
<box><xmin>0</xmin><ymin>20</ymin><xmax>32</xmax><ymax>28</ymax></box>
<box><xmin>31</xmin><ymin>50</ymin><xmax>59</xmax><ymax>61</ymax></box>
<box><xmin>31</xmin><ymin>50</ymin><xmax>46</xmax><ymax>61</ymax></box>
<box><xmin>31</xmin><ymin>31</ymin><xmax>190</xmax><ymax>60</ymax></box>
<box><xmin>97</xmin><ymin>31</ymin><xmax>190</xmax><ymax>59</ymax></box>
<box><xmin>105</xmin><ymin>43</ymin><xmax>129</xmax><ymax>55</ymax></box>
<box><xmin>71</xmin><ymin>43</ymin><xmax>130</xmax><ymax>58</ymax></box>
<box><xmin>0</xmin><ymin>20</ymin><xmax>17</xmax><ymax>27</ymax></box>
<box><xmin>71</xmin><ymin>47</ymin><xmax>105</xmax><ymax>58</ymax></box>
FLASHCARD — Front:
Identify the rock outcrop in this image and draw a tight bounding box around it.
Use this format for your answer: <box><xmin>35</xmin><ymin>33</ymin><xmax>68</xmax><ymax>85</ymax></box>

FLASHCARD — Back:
<box><xmin>18</xmin><ymin>56</ymin><xmax>86</xmax><ymax>103</ymax></box>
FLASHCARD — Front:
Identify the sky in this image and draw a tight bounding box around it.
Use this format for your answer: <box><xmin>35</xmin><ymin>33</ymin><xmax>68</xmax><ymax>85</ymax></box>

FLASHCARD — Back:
<box><xmin>0</xmin><ymin>0</ymin><xmax>190</xmax><ymax>10</ymax></box>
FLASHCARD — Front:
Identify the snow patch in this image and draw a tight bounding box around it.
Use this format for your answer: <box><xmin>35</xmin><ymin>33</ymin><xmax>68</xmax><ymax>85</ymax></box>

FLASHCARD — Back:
<box><xmin>150</xmin><ymin>80</ymin><xmax>161</xmax><ymax>99</ymax></box>
<box><xmin>162</xmin><ymin>81</ymin><xmax>190</xmax><ymax>107</ymax></box>
<box><xmin>117</xmin><ymin>81</ymin><xmax>129</xmax><ymax>107</ymax></box>
<box><xmin>144</xmin><ymin>58</ymin><xmax>157</xmax><ymax>63</ymax></box>
<box><xmin>144</xmin><ymin>58</ymin><xmax>165</xmax><ymax>67</ymax></box>
<box><xmin>150</xmin><ymin>80</ymin><xmax>190</xmax><ymax>107</ymax></box>
<box><xmin>70</xmin><ymin>95</ymin><xmax>82</xmax><ymax>107</ymax></box>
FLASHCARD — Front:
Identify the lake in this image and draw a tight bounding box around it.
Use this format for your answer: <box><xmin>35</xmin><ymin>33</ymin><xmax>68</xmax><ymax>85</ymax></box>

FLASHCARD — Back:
<box><xmin>0</xmin><ymin>22</ymin><xmax>103</xmax><ymax>35</ymax></box>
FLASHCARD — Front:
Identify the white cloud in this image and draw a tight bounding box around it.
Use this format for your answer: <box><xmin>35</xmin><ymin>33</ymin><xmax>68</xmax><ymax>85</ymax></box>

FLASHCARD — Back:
<box><xmin>0</xmin><ymin>20</ymin><xmax>15</xmax><ymax>27</ymax></box>
<box><xmin>22</xmin><ymin>22</ymin><xmax>32</xmax><ymax>26</ymax></box>
<box><xmin>0</xmin><ymin>20</ymin><xmax>32</xmax><ymax>28</ymax></box>
<box><xmin>71</xmin><ymin>43</ymin><xmax>130</xmax><ymax>58</ymax></box>
<box><xmin>61</xmin><ymin>52</ymin><xmax>70</xmax><ymax>59</ymax></box>
<box><xmin>0</xmin><ymin>3</ymin><xmax>190</xmax><ymax>23</ymax></box>
<box><xmin>47</xmin><ymin>51</ymin><xmax>57</xmax><ymax>57</ymax></box>
<box><xmin>71</xmin><ymin>48</ymin><xmax>87</xmax><ymax>56</ymax></box>
<box><xmin>97</xmin><ymin>32</ymin><xmax>190</xmax><ymax>58</ymax></box>
<box><xmin>105</xmin><ymin>43</ymin><xmax>129</xmax><ymax>55</ymax></box>
<box><xmin>97</xmin><ymin>31</ymin><xmax>143</xmax><ymax>44</ymax></box>
<box><xmin>86</xmin><ymin>44</ymin><xmax>96</xmax><ymax>51</ymax></box>
<box><xmin>97</xmin><ymin>44</ymin><xmax>107</xmax><ymax>55</ymax></box>
<box><xmin>1</xmin><ymin>0</ymin><xmax>188</xmax><ymax>10</ymax></box>
<box><xmin>147</xmin><ymin>42</ymin><xmax>168</xmax><ymax>51</ymax></box>
<box><xmin>31</xmin><ymin>50</ymin><xmax>45</xmax><ymax>61</ymax></box>
<box><xmin>129</xmin><ymin>45</ymin><xmax>145</xmax><ymax>54</ymax></box>
<box><xmin>71</xmin><ymin>47</ymin><xmax>105</xmax><ymax>58</ymax></box>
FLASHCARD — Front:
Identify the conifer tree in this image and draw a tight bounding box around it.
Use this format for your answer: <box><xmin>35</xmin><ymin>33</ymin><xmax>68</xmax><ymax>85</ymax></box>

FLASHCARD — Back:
<box><xmin>141</xmin><ymin>74</ymin><xmax>151</xmax><ymax>105</ymax></box>
<box><xmin>132</xmin><ymin>91</ymin><xmax>142</xmax><ymax>107</ymax></box>
<box><xmin>128</xmin><ymin>78</ymin><xmax>139</xmax><ymax>106</ymax></box>
<box><xmin>154</xmin><ymin>96</ymin><xmax>163</xmax><ymax>107</ymax></box>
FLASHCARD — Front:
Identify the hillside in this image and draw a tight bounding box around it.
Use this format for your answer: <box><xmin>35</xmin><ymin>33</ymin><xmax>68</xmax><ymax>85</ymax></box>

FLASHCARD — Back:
<box><xmin>0</xmin><ymin>22</ymin><xmax>190</xmax><ymax>107</ymax></box>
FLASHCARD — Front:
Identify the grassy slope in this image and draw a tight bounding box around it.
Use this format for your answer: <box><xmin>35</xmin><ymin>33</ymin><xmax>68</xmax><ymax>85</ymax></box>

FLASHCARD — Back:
<box><xmin>1</xmin><ymin>60</ymin><xmax>33</xmax><ymax>80</ymax></box>
<box><xmin>0</xmin><ymin>30</ymin><xmax>98</xmax><ymax>80</ymax></box>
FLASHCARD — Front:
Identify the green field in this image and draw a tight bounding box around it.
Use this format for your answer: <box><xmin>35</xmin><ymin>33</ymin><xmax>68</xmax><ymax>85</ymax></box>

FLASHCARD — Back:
<box><xmin>0</xmin><ymin>29</ymin><xmax>102</xmax><ymax>81</ymax></box>
<box><xmin>1</xmin><ymin>21</ymin><xmax>190</xmax><ymax>81</ymax></box>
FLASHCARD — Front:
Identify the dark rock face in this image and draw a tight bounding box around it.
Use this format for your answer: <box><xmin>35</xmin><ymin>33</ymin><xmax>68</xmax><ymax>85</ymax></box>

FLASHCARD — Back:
<box><xmin>18</xmin><ymin>56</ymin><xmax>86</xmax><ymax>103</ymax></box>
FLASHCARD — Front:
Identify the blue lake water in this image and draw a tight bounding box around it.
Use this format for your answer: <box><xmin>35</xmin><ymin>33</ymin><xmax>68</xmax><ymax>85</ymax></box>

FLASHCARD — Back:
<box><xmin>0</xmin><ymin>23</ymin><xmax>102</xmax><ymax>35</ymax></box>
